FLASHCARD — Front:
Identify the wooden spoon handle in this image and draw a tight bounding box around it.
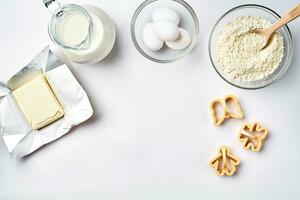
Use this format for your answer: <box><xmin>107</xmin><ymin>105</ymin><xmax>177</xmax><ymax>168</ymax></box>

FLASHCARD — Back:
<box><xmin>288</xmin><ymin>3</ymin><xmax>300</xmax><ymax>18</ymax></box>
<box><xmin>267</xmin><ymin>4</ymin><xmax>300</xmax><ymax>34</ymax></box>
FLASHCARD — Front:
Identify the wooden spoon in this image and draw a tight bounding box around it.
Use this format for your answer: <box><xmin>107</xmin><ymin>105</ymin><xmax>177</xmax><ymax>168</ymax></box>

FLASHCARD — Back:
<box><xmin>254</xmin><ymin>3</ymin><xmax>300</xmax><ymax>49</ymax></box>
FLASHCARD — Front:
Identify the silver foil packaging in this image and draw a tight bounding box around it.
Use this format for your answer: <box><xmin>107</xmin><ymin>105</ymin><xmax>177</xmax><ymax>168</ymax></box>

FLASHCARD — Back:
<box><xmin>0</xmin><ymin>46</ymin><xmax>93</xmax><ymax>158</ymax></box>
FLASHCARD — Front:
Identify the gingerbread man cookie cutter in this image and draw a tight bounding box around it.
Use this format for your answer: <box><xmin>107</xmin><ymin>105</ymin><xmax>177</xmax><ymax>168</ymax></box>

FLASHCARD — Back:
<box><xmin>209</xmin><ymin>146</ymin><xmax>240</xmax><ymax>176</ymax></box>
<box><xmin>210</xmin><ymin>95</ymin><xmax>243</xmax><ymax>126</ymax></box>
<box><xmin>238</xmin><ymin>122</ymin><xmax>268</xmax><ymax>152</ymax></box>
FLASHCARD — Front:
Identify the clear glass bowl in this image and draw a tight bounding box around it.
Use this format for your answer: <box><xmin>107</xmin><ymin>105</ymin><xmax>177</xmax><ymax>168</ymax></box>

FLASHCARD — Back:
<box><xmin>131</xmin><ymin>0</ymin><xmax>199</xmax><ymax>63</ymax></box>
<box><xmin>209</xmin><ymin>4</ymin><xmax>293</xmax><ymax>89</ymax></box>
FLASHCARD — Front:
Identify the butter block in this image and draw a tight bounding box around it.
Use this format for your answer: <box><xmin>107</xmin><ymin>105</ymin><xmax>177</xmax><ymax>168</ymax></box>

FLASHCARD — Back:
<box><xmin>12</xmin><ymin>74</ymin><xmax>64</xmax><ymax>130</ymax></box>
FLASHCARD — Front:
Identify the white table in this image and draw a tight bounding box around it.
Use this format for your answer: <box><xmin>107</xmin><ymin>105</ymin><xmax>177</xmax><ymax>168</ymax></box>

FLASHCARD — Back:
<box><xmin>1</xmin><ymin>0</ymin><xmax>300</xmax><ymax>199</ymax></box>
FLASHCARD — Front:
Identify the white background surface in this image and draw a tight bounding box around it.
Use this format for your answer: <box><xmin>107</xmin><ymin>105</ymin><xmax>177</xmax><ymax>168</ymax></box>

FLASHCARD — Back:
<box><xmin>0</xmin><ymin>0</ymin><xmax>300</xmax><ymax>199</ymax></box>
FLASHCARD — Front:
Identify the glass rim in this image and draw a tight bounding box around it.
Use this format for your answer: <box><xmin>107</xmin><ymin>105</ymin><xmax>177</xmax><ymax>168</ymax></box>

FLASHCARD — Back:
<box><xmin>48</xmin><ymin>4</ymin><xmax>93</xmax><ymax>51</ymax></box>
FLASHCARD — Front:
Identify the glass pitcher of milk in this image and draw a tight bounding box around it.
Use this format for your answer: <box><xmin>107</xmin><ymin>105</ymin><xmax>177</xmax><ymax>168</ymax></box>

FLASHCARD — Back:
<box><xmin>44</xmin><ymin>0</ymin><xmax>116</xmax><ymax>64</ymax></box>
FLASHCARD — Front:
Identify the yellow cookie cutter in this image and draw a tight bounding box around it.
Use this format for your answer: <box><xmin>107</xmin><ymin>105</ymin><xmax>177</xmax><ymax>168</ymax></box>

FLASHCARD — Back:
<box><xmin>238</xmin><ymin>122</ymin><xmax>268</xmax><ymax>152</ymax></box>
<box><xmin>209</xmin><ymin>145</ymin><xmax>240</xmax><ymax>176</ymax></box>
<box><xmin>210</xmin><ymin>95</ymin><xmax>243</xmax><ymax>126</ymax></box>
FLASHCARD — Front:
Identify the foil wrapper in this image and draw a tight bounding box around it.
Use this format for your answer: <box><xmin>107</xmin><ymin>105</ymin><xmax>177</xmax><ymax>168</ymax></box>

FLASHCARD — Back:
<box><xmin>0</xmin><ymin>46</ymin><xmax>93</xmax><ymax>158</ymax></box>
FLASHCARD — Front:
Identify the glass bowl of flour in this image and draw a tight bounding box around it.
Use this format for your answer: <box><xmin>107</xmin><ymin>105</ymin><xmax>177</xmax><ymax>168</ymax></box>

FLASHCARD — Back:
<box><xmin>209</xmin><ymin>4</ymin><xmax>293</xmax><ymax>89</ymax></box>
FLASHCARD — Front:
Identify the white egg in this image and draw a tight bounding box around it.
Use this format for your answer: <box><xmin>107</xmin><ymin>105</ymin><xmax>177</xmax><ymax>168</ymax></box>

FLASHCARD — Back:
<box><xmin>165</xmin><ymin>28</ymin><xmax>191</xmax><ymax>50</ymax></box>
<box><xmin>142</xmin><ymin>23</ymin><xmax>164</xmax><ymax>51</ymax></box>
<box><xmin>152</xmin><ymin>8</ymin><xmax>180</xmax><ymax>25</ymax></box>
<box><xmin>154</xmin><ymin>20</ymin><xmax>179</xmax><ymax>41</ymax></box>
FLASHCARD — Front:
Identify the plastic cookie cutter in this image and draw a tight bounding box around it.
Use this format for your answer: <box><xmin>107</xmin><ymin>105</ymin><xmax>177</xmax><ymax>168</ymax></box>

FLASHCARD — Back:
<box><xmin>210</xmin><ymin>95</ymin><xmax>243</xmax><ymax>126</ymax></box>
<box><xmin>209</xmin><ymin>146</ymin><xmax>240</xmax><ymax>176</ymax></box>
<box><xmin>238</xmin><ymin>122</ymin><xmax>268</xmax><ymax>152</ymax></box>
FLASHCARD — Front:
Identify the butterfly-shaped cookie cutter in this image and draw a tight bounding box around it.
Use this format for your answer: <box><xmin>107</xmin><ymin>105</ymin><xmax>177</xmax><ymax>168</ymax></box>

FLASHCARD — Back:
<box><xmin>238</xmin><ymin>122</ymin><xmax>268</xmax><ymax>152</ymax></box>
<box><xmin>210</xmin><ymin>95</ymin><xmax>244</xmax><ymax>126</ymax></box>
<box><xmin>209</xmin><ymin>146</ymin><xmax>240</xmax><ymax>176</ymax></box>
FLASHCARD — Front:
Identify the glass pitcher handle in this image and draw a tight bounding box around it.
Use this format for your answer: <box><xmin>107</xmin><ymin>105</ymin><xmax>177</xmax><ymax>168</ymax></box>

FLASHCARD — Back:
<box><xmin>43</xmin><ymin>0</ymin><xmax>61</xmax><ymax>13</ymax></box>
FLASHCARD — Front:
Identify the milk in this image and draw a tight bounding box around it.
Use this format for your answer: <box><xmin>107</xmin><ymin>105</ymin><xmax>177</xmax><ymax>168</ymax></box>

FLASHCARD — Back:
<box><xmin>60</xmin><ymin>13</ymin><xmax>90</xmax><ymax>46</ymax></box>
<box><xmin>58</xmin><ymin>5</ymin><xmax>116</xmax><ymax>64</ymax></box>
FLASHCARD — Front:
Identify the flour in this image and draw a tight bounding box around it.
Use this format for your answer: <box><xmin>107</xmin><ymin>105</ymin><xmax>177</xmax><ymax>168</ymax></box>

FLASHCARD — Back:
<box><xmin>214</xmin><ymin>16</ymin><xmax>284</xmax><ymax>81</ymax></box>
